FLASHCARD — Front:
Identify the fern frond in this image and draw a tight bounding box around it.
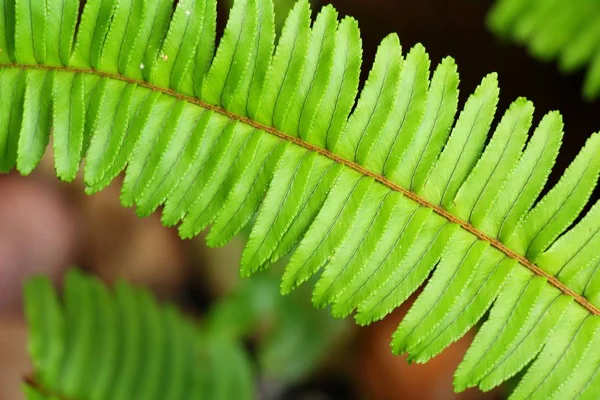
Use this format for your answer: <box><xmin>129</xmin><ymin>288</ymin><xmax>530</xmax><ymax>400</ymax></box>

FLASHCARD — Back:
<box><xmin>23</xmin><ymin>270</ymin><xmax>255</xmax><ymax>400</ymax></box>
<box><xmin>3</xmin><ymin>0</ymin><xmax>600</xmax><ymax>397</ymax></box>
<box><xmin>489</xmin><ymin>0</ymin><xmax>600</xmax><ymax>99</ymax></box>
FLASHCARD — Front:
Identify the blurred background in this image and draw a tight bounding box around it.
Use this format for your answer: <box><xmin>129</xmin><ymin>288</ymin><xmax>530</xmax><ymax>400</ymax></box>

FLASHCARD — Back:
<box><xmin>1</xmin><ymin>0</ymin><xmax>598</xmax><ymax>399</ymax></box>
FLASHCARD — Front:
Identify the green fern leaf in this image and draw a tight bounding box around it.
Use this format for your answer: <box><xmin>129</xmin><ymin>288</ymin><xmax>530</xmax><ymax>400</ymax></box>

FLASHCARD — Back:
<box><xmin>23</xmin><ymin>270</ymin><xmax>255</xmax><ymax>400</ymax></box>
<box><xmin>489</xmin><ymin>0</ymin><xmax>600</xmax><ymax>99</ymax></box>
<box><xmin>3</xmin><ymin>0</ymin><xmax>600</xmax><ymax>397</ymax></box>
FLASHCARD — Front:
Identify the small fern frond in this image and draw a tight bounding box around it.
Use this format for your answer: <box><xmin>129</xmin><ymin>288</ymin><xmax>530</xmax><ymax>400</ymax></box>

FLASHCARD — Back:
<box><xmin>489</xmin><ymin>0</ymin><xmax>600</xmax><ymax>99</ymax></box>
<box><xmin>23</xmin><ymin>270</ymin><xmax>255</xmax><ymax>400</ymax></box>
<box><xmin>3</xmin><ymin>0</ymin><xmax>600</xmax><ymax>397</ymax></box>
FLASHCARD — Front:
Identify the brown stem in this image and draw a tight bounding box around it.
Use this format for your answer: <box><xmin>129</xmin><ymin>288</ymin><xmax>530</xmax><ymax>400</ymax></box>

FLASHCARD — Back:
<box><xmin>4</xmin><ymin>63</ymin><xmax>598</xmax><ymax>316</ymax></box>
<box><xmin>24</xmin><ymin>375</ymin><xmax>72</xmax><ymax>400</ymax></box>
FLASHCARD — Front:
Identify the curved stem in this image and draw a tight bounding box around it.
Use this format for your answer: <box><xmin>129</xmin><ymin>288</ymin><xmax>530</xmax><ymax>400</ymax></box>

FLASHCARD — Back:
<box><xmin>4</xmin><ymin>62</ymin><xmax>598</xmax><ymax>316</ymax></box>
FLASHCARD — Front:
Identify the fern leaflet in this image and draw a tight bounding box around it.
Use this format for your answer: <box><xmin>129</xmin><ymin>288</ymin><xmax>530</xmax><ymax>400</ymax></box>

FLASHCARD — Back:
<box><xmin>489</xmin><ymin>0</ymin><xmax>600</xmax><ymax>99</ymax></box>
<box><xmin>23</xmin><ymin>270</ymin><xmax>255</xmax><ymax>400</ymax></box>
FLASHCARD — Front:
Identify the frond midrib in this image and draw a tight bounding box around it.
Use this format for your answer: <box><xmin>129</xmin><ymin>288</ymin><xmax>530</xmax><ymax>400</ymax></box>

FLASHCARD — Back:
<box><xmin>24</xmin><ymin>376</ymin><xmax>67</xmax><ymax>400</ymax></box>
<box><xmin>7</xmin><ymin>61</ymin><xmax>597</xmax><ymax>316</ymax></box>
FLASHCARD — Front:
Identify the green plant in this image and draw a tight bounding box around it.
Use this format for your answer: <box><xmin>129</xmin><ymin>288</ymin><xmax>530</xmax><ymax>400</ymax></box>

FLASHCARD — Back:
<box><xmin>24</xmin><ymin>270</ymin><xmax>256</xmax><ymax>399</ymax></box>
<box><xmin>489</xmin><ymin>0</ymin><xmax>600</xmax><ymax>99</ymax></box>
<box><xmin>3</xmin><ymin>0</ymin><xmax>600</xmax><ymax>398</ymax></box>
<box><xmin>24</xmin><ymin>268</ymin><xmax>344</xmax><ymax>400</ymax></box>
<box><xmin>205</xmin><ymin>270</ymin><xmax>348</xmax><ymax>387</ymax></box>
<box><xmin>225</xmin><ymin>0</ymin><xmax>317</xmax><ymax>31</ymax></box>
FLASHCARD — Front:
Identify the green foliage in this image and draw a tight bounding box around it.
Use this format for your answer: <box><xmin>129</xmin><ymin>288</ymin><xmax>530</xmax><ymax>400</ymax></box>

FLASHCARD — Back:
<box><xmin>226</xmin><ymin>0</ymin><xmax>314</xmax><ymax>31</ymax></box>
<box><xmin>24</xmin><ymin>268</ymin><xmax>342</xmax><ymax>399</ymax></box>
<box><xmin>23</xmin><ymin>270</ymin><xmax>255</xmax><ymax>400</ymax></box>
<box><xmin>205</xmin><ymin>272</ymin><xmax>347</xmax><ymax>384</ymax></box>
<box><xmin>2</xmin><ymin>0</ymin><xmax>600</xmax><ymax>397</ymax></box>
<box><xmin>489</xmin><ymin>0</ymin><xmax>600</xmax><ymax>99</ymax></box>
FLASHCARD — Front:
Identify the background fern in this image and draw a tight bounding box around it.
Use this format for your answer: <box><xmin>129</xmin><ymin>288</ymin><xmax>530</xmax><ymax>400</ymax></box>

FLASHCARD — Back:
<box><xmin>23</xmin><ymin>266</ymin><xmax>345</xmax><ymax>400</ymax></box>
<box><xmin>24</xmin><ymin>270</ymin><xmax>255</xmax><ymax>399</ymax></box>
<box><xmin>489</xmin><ymin>0</ymin><xmax>600</xmax><ymax>100</ymax></box>
<box><xmin>2</xmin><ymin>0</ymin><xmax>600</xmax><ymax>398</ymax></box>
